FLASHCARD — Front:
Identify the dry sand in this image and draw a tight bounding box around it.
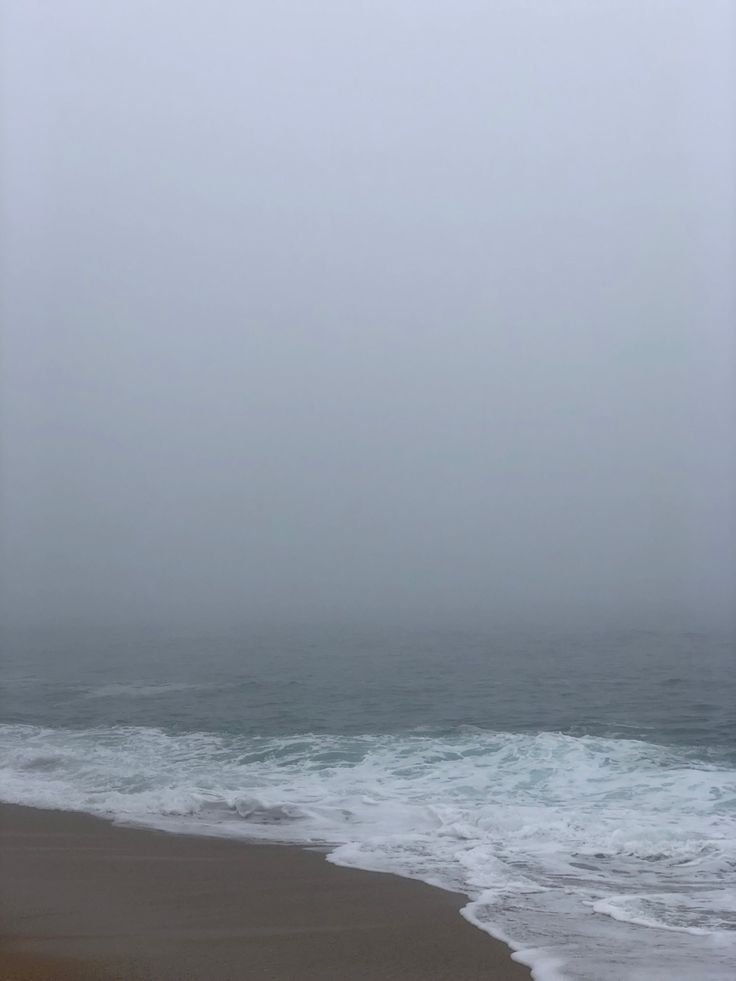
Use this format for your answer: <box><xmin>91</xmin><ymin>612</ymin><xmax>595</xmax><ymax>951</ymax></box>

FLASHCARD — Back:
<box><xmin>0</xmin><ymin>803</ymin><xmax>531</xmax><ymax>981</ymax></box>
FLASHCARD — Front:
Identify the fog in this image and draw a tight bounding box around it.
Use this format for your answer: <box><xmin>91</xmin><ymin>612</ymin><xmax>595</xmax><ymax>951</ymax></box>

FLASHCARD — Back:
<box><xmin>1</xmin><ymin>1</ymin><xmax>734</xmax><ymax>630</ymax></box>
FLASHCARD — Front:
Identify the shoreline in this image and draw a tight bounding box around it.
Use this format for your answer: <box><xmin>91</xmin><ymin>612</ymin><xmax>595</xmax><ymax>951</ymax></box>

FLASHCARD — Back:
<box><xmin>0</xmin><ymin>802</ymin><xmax>532</xmax><ymax>980</ymax></box>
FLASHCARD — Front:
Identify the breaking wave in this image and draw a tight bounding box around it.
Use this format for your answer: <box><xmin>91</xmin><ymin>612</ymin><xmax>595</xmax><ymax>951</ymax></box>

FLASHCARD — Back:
<box><xmin>0</xmin><ymin>724</ymin><xmax>734</xmax><ymax>981</ymax></box>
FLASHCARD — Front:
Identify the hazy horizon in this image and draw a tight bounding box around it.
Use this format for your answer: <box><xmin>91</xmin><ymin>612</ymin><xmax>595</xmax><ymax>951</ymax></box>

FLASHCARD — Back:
<box><xmin>2</xmin><ymin>1</ymin><xmax>734</xmax><ymax>632</ymax></box>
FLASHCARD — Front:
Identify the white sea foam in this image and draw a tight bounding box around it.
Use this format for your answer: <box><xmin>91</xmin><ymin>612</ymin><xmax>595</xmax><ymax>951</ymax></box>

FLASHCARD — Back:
<box><xmin>0</xmin><ymin>724</ymin><xmax>734</xmax><ymax>981</ymax></box>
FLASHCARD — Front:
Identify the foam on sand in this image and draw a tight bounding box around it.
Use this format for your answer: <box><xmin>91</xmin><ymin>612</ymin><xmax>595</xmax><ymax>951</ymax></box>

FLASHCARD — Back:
<box><xmin>1</xmin><ymin>723</ymin><xmax>734</xmax><ymax>981</ymax></box>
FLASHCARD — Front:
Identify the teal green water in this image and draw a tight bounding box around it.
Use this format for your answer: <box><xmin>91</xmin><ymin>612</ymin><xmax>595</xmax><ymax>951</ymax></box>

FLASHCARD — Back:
<box><xmin>2</xmin><ymin>625</ymin><xmax>734</xmax><ymax>750</ymax></box>
<box><xmin>1</xmin><ymin>625</ymin><xmax>734</xmax><ymax>981</ymax></box>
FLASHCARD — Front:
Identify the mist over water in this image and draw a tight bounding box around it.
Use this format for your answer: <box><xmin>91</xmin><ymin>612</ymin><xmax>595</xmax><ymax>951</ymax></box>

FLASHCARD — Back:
<box><xmin>2</xmin><ymin>1</ymin><xmax>735</xmax><ymax>630</ymax></box>
<box><xmin>1</xmin><ymin>3</ymin><xmax>735</xmax><ymax>981</ymax></box>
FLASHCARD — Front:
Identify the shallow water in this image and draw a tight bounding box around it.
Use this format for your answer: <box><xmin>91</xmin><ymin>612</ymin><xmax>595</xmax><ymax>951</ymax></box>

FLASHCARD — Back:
<box><xmin>1</xmin><ymin>624</ymin><xmax>734</xmax><ymax>981</ymax></box>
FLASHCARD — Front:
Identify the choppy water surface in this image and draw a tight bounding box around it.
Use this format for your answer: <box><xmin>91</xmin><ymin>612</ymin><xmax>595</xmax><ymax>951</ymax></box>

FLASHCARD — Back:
<box><xmin>1</xmin><ymin>625</ymin><xmax>734</xmax><ymax>981</ymax></box>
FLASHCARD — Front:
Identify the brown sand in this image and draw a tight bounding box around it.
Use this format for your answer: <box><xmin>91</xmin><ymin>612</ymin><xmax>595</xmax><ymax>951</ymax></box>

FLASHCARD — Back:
<box><xmin>0</xmin><ymin>803</ymin><xmax>531</xmax><ymax>981</ymax></box>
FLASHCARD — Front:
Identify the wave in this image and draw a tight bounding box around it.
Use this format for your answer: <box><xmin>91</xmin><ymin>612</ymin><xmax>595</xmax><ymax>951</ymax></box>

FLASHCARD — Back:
<box><xmin>0</xmin><ymin>724</ymin><xmax>734</xmax><ymax>981</ymax></box>
<box><xmin>81</xmin><ymin>682</ymin><xmax>220</xmax><ymax>699</ymax></box>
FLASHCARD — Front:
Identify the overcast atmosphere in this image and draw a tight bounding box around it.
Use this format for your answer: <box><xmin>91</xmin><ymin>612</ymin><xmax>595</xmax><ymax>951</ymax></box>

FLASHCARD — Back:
<box><xmin>1</xmin><ymin>0</ymin><xmax>734</xmax><ymax>629</ymax></box>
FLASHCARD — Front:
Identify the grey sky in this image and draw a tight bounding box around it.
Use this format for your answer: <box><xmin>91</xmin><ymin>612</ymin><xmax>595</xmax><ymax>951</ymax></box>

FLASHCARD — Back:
<box><xmin>1</xmin><ymin>1</ymin><xmax>734</xmax><ymax>628</ymax></box>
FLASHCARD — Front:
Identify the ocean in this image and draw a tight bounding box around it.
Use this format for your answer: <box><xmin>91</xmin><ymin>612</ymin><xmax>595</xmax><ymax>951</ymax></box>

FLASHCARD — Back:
<box><xmin>1</xmin><ymin>624</ymin><xmax>734</xmax><ymax>981</ymax></box>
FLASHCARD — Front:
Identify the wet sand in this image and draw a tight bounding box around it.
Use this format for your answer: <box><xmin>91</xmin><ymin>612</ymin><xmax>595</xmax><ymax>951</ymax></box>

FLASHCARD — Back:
<box><xmin>0</xmin><ymin>803</ymin><xmax>531</xmax><ymax>981</ymax></box>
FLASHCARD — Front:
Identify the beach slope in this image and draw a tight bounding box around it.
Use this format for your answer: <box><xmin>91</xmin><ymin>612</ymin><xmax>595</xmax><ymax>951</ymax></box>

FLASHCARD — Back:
<box><xmin>0</xmin><ymin>803</ymin><xmax>530</xmax><ymax>981</ymax></box>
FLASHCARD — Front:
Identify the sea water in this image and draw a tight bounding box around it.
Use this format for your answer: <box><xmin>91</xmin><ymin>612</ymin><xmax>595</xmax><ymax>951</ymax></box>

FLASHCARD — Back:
<box><xmin>1</xmin><ymin>625</ymin><xmax>734</xmax><ymax>981</ymax></box>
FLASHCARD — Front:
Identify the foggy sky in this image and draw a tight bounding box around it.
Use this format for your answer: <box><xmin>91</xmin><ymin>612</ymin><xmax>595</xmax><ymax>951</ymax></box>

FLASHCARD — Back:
<box><xmin>1</xmin><ymin>1</ymin><xmax>734</xmax><ymax>629</ymax></box>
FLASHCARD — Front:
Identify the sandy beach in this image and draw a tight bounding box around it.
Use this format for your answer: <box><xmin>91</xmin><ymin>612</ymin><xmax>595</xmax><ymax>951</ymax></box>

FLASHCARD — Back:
<box><xmin>0</xmin><ymin>803</ymin><xmax>531</xmax><ymax>981</ymax></box>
